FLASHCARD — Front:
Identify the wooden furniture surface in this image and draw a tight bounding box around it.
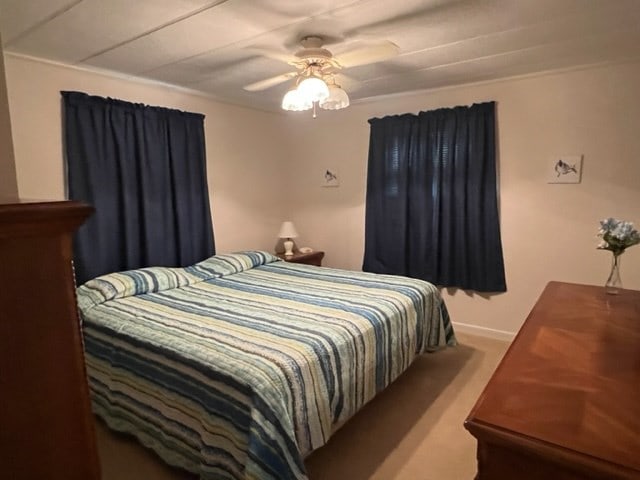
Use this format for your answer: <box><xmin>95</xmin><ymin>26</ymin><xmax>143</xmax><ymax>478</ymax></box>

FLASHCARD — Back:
<box><xmin>465</xmin><ymin>281</ymin><xmax>640</xmax><ymax>480</ymax></box>
<box><xmin>277</xmin><ymin>250</ymin><xmax>325</xmax><ymax>266</ymax></box>
<box><xmin>0</xmin><ymin>200</ymin><xmax>101</xmax><ymax>480</ymax></box>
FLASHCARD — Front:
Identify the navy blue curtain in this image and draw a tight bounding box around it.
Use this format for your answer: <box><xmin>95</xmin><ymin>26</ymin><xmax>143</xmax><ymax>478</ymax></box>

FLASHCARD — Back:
<box><xmin>362</xmin><ymin>102</ymin><xmax>506</xmax><ymax>292</ymax></box>
<box><xmin>63</xmin><ymin>91</ymin><xmax>215</xmax><ymax>284</ymax></box>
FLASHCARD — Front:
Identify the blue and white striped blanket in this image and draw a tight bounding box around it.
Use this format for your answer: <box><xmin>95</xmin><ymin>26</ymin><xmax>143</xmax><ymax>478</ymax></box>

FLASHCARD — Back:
<box><xmin>77</xmin><ymin>251</ymin><xmax>455</xmax><ymax>479</ymax></box>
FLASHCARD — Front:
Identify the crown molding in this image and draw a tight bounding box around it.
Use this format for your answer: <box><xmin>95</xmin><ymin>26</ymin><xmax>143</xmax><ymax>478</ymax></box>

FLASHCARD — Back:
<box><xmin>352</xmin><ymin>55</ymin><xmax>640</xmax><ymax>106</ymax></box>
<box><xmin>7</xmin><ymin>51</ymin><xmax>640</xmax><ymax>114</ymax></box>
<box><xmin>4</xmin><ymin>51</ymin><xmax>281</xmax><ymax>115</ymax></box>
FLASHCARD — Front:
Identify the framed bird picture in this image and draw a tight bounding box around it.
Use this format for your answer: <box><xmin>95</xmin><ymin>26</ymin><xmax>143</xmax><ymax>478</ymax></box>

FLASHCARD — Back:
<box><xmin>321</xmin><ymin>168</ymin><xmax>339</xmax><ymax>187</ymax></box>
<box><xmin>548</xmin><ymin>155</ymin><xmax>583</xmax><ymax>184</ymax></box>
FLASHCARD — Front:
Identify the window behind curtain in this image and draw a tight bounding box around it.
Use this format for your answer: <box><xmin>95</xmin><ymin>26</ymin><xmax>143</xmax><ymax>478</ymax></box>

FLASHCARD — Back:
<box><xmin>362</xmin><ymin>102</ymin><xmax>506</xmax><ymax>293</ymax></box>
<box><xmin>62</xmin><ymin>91</ymin><xmax>215</xmax><ymax>285</ymax></box>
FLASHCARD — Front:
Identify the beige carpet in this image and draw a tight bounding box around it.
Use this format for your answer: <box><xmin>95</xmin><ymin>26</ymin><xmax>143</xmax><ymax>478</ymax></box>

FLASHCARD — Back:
<box><xmin>95</xmin><ymin>332</ymin><xmax>509</xmax><ymax>480</ymax></box>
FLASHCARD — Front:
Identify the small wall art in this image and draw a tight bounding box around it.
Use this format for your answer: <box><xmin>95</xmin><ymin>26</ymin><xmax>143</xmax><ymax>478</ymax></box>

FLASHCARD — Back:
<box><xmin>322</xmin><ymin>168</ymin><xmax>339</xmax><ymax>187</ymax></box>
<box><xmin>547</xmin><ymin>155</ymin><xmax>583</xmax><ymax>184</ymax></box>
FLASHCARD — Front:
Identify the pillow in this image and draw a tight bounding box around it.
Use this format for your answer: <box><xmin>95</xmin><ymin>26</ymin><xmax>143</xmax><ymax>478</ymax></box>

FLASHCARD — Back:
<box><xmin>77</xmin><ymin>266</ymin><xmax>201</xmax><ymax>311</ymax></box>
<box><xmin>187</xmin><ymin>250</ymin><xmax>281</xmax><ymax>279</ymax></box>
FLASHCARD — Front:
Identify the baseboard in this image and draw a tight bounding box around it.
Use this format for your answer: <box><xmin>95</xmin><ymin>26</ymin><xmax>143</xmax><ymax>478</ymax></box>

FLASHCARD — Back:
<box><xmin>452</xmin><ymin>321</ymin><xmax>516</xmax><ymax>342</ymax></box>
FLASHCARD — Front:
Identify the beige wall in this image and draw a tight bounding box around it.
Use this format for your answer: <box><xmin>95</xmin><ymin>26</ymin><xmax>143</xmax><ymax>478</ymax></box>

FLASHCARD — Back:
<box><xmin>0</xmin><ymin>36</ymin><xmax>17</xmax><ymax>198</ymax></box>
<box><xmin>282</xmin><ymin>61</ymin><xmax>640</xmax><ymax>337</ymax></box>
<box><xmin>6</xmin><ymin>53</ymin><xmax>639</xmax><ymax>337</ymax></box>
<box><xmin>4</xmin><ymin>54</ymin><xmax>287</xmax><ymax>253</ymax></box>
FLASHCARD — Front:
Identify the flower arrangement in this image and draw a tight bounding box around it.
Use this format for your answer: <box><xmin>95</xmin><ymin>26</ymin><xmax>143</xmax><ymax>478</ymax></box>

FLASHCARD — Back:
<box><xmin>597</xmin><ymin>218</ymin><xmax>640</xmax><ymax>256</ymax></box>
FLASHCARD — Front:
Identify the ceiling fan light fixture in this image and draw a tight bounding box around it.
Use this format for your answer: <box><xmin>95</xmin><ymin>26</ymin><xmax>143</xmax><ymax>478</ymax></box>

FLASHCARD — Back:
<box><xmin>281</xmin><ymin>86</ymin><xmax>312</xmax><ymax>111</ymax></box>
<box><xmin>297</xmin><ymin>76</ymin><xmax>329</xmax><ymax>103</ymax></box>
<box><xmin>245</xmin><ymin>34</ymin><xmax>400</xmax><ymax>116</ymax></box>
<box><xmin>320</xmin><ymin>84</ymin><xmax>350</xmax><ymax>110</ymax></box>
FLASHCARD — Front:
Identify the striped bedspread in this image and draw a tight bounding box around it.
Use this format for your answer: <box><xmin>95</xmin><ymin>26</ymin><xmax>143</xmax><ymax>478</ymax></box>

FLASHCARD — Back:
<box><xmin>77</xmin><ymin>251</ymin><xmax>455</xmax><ymax>480</ymax></box>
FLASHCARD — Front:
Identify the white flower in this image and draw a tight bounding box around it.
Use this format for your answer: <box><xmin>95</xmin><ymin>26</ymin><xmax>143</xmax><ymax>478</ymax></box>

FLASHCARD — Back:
<box><xmin>597</xmin><ymin>218</ymin><xmax>640</xmax><ymax>254</ymax></box>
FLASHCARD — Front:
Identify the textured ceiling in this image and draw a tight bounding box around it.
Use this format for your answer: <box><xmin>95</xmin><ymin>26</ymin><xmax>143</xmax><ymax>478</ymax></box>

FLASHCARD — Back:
<box><xmin>2</xmin><ymin>0</ymin><xmax>640</xmax><ymax>111</ymax></box>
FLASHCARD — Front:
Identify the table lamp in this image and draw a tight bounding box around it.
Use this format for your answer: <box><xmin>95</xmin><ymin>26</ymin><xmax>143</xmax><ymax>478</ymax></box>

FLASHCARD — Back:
<box><xmin>278</xmin><ymin>221</ymin><xmax>298</xmax><ymax>256</ymax></box>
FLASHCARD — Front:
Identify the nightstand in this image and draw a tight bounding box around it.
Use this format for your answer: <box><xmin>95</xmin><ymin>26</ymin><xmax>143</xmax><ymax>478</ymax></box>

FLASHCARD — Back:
<box><xmin>277</xmin><ymin>251</ymin><xmax>325</xmax><ymax>266</ymax></box>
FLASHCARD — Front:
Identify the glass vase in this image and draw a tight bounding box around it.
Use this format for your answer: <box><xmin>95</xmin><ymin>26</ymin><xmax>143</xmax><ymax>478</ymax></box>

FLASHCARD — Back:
<box><xmin>605</xmin><ymin>254</ymin><xmax>622</xmax><ymax>295</ymax></box>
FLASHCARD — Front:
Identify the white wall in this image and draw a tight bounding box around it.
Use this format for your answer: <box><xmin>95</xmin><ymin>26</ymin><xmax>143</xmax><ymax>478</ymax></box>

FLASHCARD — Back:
<box><xmin>282</xmin><ymin>61</ymin><xmax>640</xmax><ymax>337</ymax></box>
<box><xmin>0</xmin><ymin>36</ymin><xmax>17</xmax><ymax>198</ymax></box>
<box><xmin>4</xmin><ymin>54</ymin><xmax>287</xmax><ymax>253</ymax></box>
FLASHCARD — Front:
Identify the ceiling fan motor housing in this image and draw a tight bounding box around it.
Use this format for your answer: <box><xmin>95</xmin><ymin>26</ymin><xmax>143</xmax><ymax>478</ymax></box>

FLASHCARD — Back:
<box><xmin>294</xmin><ymin>48</ymin><xmax>332</xmax><ymax>61</ymax></box>
<box><xmin>294</xmin><ymin>35</ymin><xmax>337</xmax><ymax>68</ymax></box>
<box><xmin>244</xmin><ymin>33</ymin><xmax>397</xmax><ymax>95</ymax></box>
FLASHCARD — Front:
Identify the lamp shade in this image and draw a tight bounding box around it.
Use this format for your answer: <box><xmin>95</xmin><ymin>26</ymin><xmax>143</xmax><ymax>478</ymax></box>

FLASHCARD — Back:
<box><xmin>297</xmin><ymin>76</ymin><xmax>329</xmax><ymax>103</ymax></box>
<box><xmin>320</xmin><ymin>84</ymin><xmax>350</xmax><ymax>110</ymax></box>
<box><xmin>278</xmin><ymin>221</ymin><xmax>299</xmax><ymax>239</ymax></box>
<box><xmin>282</xmin><ymin>87</ymin><xmax>312</xmax><ymax>111</ymax></box>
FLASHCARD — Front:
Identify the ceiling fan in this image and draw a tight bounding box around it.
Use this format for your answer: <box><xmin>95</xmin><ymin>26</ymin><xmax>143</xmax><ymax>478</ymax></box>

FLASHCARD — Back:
<box><xmin>243</xmin><ymin>35</ymin><xmax>399</xmax><ymax>115</ymax></box>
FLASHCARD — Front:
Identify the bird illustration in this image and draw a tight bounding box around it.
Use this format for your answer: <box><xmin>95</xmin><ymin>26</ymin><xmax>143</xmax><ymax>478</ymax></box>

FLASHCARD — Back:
<box><xmin>555</xmin><ymin>159</ymin><xmax>577</xmax><ymax>177</ymax></box>
<box><xmin>325</xmin><ymin>170</ymin><xmax>337</xmax><ymax>182</ymax></box>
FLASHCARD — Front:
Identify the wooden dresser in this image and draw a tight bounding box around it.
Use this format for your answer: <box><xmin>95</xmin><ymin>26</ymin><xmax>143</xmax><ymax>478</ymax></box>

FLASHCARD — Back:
<box><xmin>465</xmin><ymin>281</ymin><xmax>640</xmax><ymax>480</ymax></box>
<box><xmin>0</xmin><ymin>200</ymin><xmax>101</xmax><ymax>479</ymax></box>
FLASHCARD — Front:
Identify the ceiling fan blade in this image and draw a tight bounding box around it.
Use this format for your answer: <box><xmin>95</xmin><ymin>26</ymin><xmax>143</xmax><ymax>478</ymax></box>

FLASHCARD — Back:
<box><xmin>334</xmin><ymin>41</ymin><xmax>399</xmax><ymax>68</ymax></box>
<box><xmin>334</xmin><ymin>73</ymin><xmax>359</xmax><ymax>91</ymax></box>
<box><xmin>244</xmin><ymin>46</ymin><xmax>295</xmax><ymax>65</ymax></box>
<box><xmin>243</xmin><ymin>72</ymin><xmax>296</xmax><ymax>92</ymax></box>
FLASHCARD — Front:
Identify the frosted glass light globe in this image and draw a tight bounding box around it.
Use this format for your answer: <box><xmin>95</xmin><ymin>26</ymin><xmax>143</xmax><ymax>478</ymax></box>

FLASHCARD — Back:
<box><xmin>320</xmin><ymin>84</ymin><xmax>350</xmax><ymax>110</ymax></box>
<box><xmin>297</xmin><ymin>77</ymin><xmax>329</xmax><ymax>103</ymax></box>
<box><xmin>281</xmin><ymin>87</ymin><xmax>312</xmax><ymax>111</ymax></box>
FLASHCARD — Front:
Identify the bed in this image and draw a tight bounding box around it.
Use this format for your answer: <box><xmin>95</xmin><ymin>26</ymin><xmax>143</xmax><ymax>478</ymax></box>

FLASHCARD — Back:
<box><xmin>77</xmin><ymin>251</ymin><xmax>455</xmax><ymax>480</ymax></box>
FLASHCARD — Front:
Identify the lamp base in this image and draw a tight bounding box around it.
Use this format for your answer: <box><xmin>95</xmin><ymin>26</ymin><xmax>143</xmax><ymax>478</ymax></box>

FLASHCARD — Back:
<box><xmin>284</xmin><ymin>239</ymin><xmax>294</xmax><ymax>256</ymax></box>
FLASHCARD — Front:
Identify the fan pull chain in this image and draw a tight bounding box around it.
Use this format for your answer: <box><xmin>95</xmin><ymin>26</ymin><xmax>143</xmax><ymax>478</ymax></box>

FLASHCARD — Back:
<box><xmin>313</xmin><ymin>101</ymin><xmax>317</xmax><ymax>119</ymax></box>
